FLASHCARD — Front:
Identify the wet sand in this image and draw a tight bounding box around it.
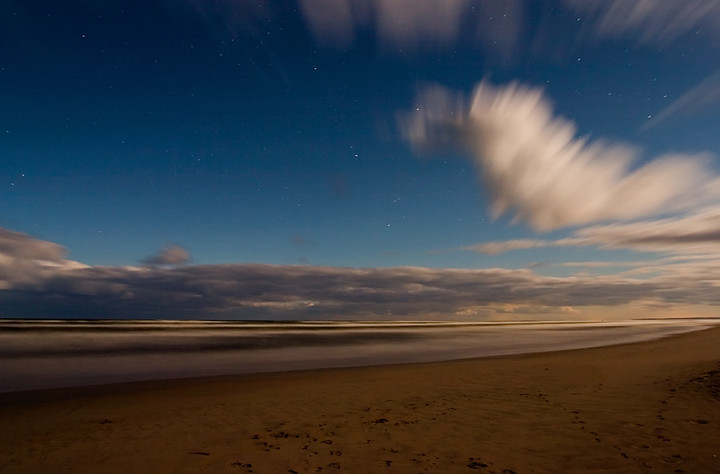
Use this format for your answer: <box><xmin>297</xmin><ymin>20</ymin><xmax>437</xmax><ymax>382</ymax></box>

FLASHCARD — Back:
<box><xmin>1</xmin><ymin>327</ymin><xmax>719</xmax><ymax>473</ymax></box>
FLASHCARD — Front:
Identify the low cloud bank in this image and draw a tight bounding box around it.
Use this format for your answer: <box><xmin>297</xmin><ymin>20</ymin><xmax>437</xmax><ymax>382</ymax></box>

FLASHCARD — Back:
<box><xmin>2</xmin><ymin>227</ymin><xmax>719</xmax><ymax>320</ymax></box>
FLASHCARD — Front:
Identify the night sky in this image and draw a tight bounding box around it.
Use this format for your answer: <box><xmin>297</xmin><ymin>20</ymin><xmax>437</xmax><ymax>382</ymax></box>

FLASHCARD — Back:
<box><xmin>3</xmin><ymin>1</ymin><xmax>720</xmax><ymax>320</ymax></box>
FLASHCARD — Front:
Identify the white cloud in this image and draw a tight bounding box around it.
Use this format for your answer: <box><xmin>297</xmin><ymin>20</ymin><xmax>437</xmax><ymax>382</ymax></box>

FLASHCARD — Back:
<box><xmin>404</xmin><ymin>81</ymin><xmax>717</xmax><ymax>231</ymax></box>
<box><xmin>0</xmin><ymin>228</ymin><xmax>66</xmax><ymax>262</ymax></box>
<box><xmin>0</xmin><ymin>229</ymin><xmax>86</xmax><ymax>291</ymax></box>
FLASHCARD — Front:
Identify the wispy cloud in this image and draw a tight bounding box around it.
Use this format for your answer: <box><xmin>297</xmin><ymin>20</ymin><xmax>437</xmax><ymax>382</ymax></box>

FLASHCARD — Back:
<box><xmin>464</xmin><ymin>238</ymin><xmax>577</xmax><ymax>255</ymax></box>
<box><xmin>298</xmin><ymin>0</ymin><xmax>720</xmax><ymax>58</ymax></box>
<box><xmin>467</xmin><ymin>208</ymin><xmax>720</xmax><ymax>256</ymax></box>
<box><xmin>297</xmin><ymin>0</ymin><xmax>525</xmax><ymax>54</ymax></box>
<box><xmin>403</xmin><ymin>81</ymin><xmax>717</xmax><ymax>231</ymax></box>
<box><xmin>565</xmin><ymin>0</ymin><xmax>720</xmax><ymax>44</ymax></box>
<box><xmin>643</xmin><ymin>70</ymin><xmax>720</xmax><ymax>131</ymax></box>
<box><xmin>573</xmin><ymin>210</ymin><xmax>720</xmax><ymax>253</ymax></box>
<box><xmin>176</xmin><ymin>1</ymin><xmax>720</xmax><ymax>61</ymax></box>
<box><xmin>2</xmin><ymin>227</ymin><xmax>720</xmax><ymax>319</ymax></box>
<box><xmin>297</xmin><ymin>0</ymin><xmax>360</xmax><ymax>47</ymax></box>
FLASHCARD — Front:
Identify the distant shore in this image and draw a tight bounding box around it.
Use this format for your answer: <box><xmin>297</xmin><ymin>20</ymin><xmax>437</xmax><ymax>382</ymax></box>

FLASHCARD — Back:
<box><xmin>2</xmin><ymin>327</ymin><xmax>720</xmax><ymax>473</ymax></box>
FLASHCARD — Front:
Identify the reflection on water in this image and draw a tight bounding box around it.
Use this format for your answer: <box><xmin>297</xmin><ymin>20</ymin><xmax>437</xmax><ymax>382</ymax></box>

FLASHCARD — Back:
<box><xmin>0</xmin><ymin>318</ymin><xmax>718</xmax><ymax>393</ymax></box>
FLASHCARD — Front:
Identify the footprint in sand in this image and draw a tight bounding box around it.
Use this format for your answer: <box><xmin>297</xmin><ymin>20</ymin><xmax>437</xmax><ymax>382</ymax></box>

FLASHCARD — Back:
<box><xmin>230</xmin><ymin>461</ymin><xmax>253</xmax><ymax>472</ymax></box>
<box><xmin>467</xmin><ymin>457</ymin><xmax>489</xmax><ymax>469</ymax></box>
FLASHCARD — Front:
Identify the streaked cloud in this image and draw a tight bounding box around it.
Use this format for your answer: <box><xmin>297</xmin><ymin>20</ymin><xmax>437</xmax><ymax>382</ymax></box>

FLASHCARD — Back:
<box><xmin>564</xmin><ymin>0</ymin><xmax>720</xmax><ymax>45</ymax></box>
<box><xmin>467</xmin><ymin>208</ymin><xmax>720</xmax><ymax>256</ymax></box>
<box><xmin>464</xmin><ymin>238</ymin><xmax>576</xmax><ymax>255</ymax></box>
<box><xmin>404</xmin><ymin>81</ymin><xmax>717</xmax><ymax>231</ymax></box>
<box><xmin>372</xmin><ymin>0</ymin><xmax>467</xmax><ymax>49</ymax></box>
<box><xmin>299</xmin><ymin>0</ymin><xmax>470</xmax><ymax>49</ymax></box>
<box><xmin>297</xmin><ymin>0</ymin><xmax>360</xmax><ymax>47</ymax></box>
<box><xmin>298</xmin><ymin>0</ymin><xmax>525</xmax><ymax>54</ymax></box>
<box><xmin>643</xmin><ymin>70</ymin><xmax>720</xmax><ymax>131</ymax></box>
<box><xmin>170</xmin><ymin>0</ymin><xmax>720</xmax><ymax>66</ymax></box>
<box><xmin>573</xmin><ymin>210</ymin><xmax>720</xmax><ymax>253</ymax></box>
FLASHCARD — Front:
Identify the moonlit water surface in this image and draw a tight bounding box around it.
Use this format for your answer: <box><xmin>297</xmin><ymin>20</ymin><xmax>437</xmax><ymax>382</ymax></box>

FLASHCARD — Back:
<box><xmin>1</xmin><ymin>319</ymin><xmax>718</xmax><ymax>393</ymax></box>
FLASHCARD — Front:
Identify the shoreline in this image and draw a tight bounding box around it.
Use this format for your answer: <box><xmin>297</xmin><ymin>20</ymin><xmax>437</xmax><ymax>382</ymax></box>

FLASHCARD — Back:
<box><xmin>2</xmin><ymin>318</ymin><xmax>716</xmax><ymax>394</ymax></box>
<box><xmin>0</xmin><ymin>324</ymin><xmax>715</xmax><ymax>400</ymax></box>
<box><xmin>2</xmin><ymin>327</ymin><xmax>720</xmax><ymax>472</ymax></box>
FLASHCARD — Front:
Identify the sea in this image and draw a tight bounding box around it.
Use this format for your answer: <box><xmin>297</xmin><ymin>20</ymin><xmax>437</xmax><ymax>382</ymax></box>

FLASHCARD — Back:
<box><xmin>1</xmin><ymin>318</ymin><xmax>719</xmax><ymax>393</ymax></box>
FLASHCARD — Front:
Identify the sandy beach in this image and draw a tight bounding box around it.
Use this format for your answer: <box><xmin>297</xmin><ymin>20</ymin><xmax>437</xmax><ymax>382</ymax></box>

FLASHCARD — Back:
<box><xmin>1</xmin><ymin>327</ymin><xmax>719</xmax><ymax>473</ymax></box>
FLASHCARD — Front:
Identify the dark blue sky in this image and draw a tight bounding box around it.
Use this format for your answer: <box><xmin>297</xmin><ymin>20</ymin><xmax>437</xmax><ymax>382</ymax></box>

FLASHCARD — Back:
<box><xmin>4</xmin><ymin>0</ymin><xmax>490</xmax><ymax>267</ymax></box>
<box><xmin>2</xmin><ymin>1</ymin><xmax>720</xmax><ymax>319</ymax></box>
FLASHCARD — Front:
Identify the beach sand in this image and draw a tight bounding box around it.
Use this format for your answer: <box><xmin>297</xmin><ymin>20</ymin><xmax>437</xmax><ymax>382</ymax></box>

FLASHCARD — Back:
<box><xmin>1</xmin><ymin>327</ymin><xmax>719</xmax><ymax>473</ymax></box>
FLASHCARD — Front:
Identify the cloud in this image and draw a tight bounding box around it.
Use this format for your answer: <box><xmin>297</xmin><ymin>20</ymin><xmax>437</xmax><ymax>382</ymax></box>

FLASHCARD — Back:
<box><xmin>2</xmin><ymin>226</ymin><xmax>720</xmax><ymax>320</ymax></box>
<box><xmin>0</xmin><ymin>229</ymin><xmax>86</xmax><ymax>291</ymax></box>
<box><xmin>167</xmin><ymin>0</ymin><xmax>526</xmax><ymax>61</ymax></box>
<box><xmin>142</xmin><ymin>245</ymin><xmax>191</xmax><ymax>266</ymax></box>
<box><xmin>464</xmin><ymin>238</ymin><xmax>583</xmax><ymax>255</ymax></box>
<box><xmin>573</xmin><ymin>209</ymin><xmax>720</xmax><ymax>254</ymax></box>
<box><xmin>297</xmin><ymin>0</ymin><xmax>465</xmax><ymax>49</ymax></box>
<box><xmin>464</xmin><ymin>239</ymin><xmax>561</xmax><ymax>255</ymax></box>
<box><xmin>372</xmin><ymin>0</ymin><xmax>468</xmax><ymax>49</ymax></box>
<box><xmin>403</xmin><ymin>80</ymin><xmax>717</xmax><ymax>231</ymax></box>
<box><xmin>563</xmin><ymin>0</ymin><xmax>720</xmax><ymax>45</ymax></box>
<box><xmin>180</xmin><ymin>0</ymin><xmax>471</xmax><ymax>51</ymax></box>
<box><xmin>298</xmin><ymin>0</ymin><xmax>718</xmax><ymax>59</ymax></box>
<box><xmin>0</xmin><ymin>228</ymin><xmax>66</xmax><ymax>262</ymax></box>
<box><xmin>643</xmin><ymin>71</ymin><xmax>720</xmax><ymax>131</ymax></box>
<box><xmin>170</xmin><ymin>0</ymin><xmax>720</xmax><ymax>63</ymax></box>
<box><xmin>167</xmin><ymin>0</ymin><xmax>720</xmax><ymax>67</ymax></box>
<box><xmin>298</xmin><ymin>0</ymin><xmax>526</xmax><ymax>55</ymax></box>
<box><xmin>466</xmin><ymin>208</ymin><xmax>720</xmax><ymax>256</ymax></box>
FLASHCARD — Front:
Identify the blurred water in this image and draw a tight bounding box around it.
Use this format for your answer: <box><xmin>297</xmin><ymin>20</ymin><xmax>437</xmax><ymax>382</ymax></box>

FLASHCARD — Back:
<box><xmin>0</xmin><ymin>318</ymin><xmax>718</xmax><ymax>392</ymax></box>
